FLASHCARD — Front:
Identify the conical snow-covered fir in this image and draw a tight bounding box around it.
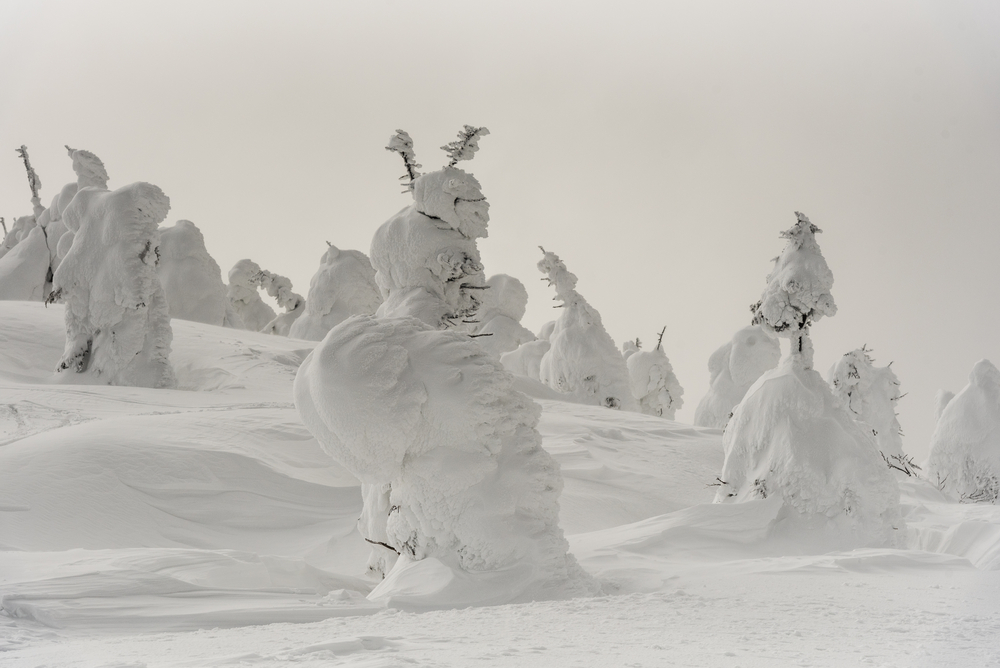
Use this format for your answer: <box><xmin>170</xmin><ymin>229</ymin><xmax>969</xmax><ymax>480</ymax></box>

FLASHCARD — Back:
<box><xmin>536</xmin><ymin>248</ymin><xmax>637</xmax><ymax>411</ymax></box>
<box><xmin>288</xmin><ymin>243</ymin><xmax>382</xmax><ymax>341</ymax></box>
<box><xmin>751</xmin><ymin>212</ymin><xmax>836</xmax><ymax>369</ymax></box>
<box><xmin>694</xmin><ymin>325</ymin><xmax>780</xmax><ymax>428</ymax></box>
<box><xmin>467</xmin><ymin>274</ymin><xmax>536</xmax><ymax>357</ymax></box>
<box><xmin>927</xmin><ymin>359</ymin><xmax>1000</xmax><ymax>503</ymax></box>
<box><xmin>157</xmin><ymin>220</ymin><xmax>232</xmax><ymax>326</ymax></box>
<box><xmin>717</xmin><ymin>212</ymin><xmax>902</xmax><ymax>547</ymax></box>
<box><xmin>626</xmin><ymin>328</ymin><xmax>684</xmax><ymax>419</ymax></box>
<box><xmin>828</xmin><ymin>347</ymin><xmax>913</xmax><ymax>474</ymax></box>
<box><xmin>294</xmin><ymin>128</ymin><xmax>596</xmax><ymax>606</ymax></box>
<box><xmin>52</xmin><ymin>181</ymin><xmax>176</xmax><ymax>389</ymax></box>
<box><xmin>227</xmin><ymin>259</ymin><xmax>277</xmax><ymax>331</ymax></box>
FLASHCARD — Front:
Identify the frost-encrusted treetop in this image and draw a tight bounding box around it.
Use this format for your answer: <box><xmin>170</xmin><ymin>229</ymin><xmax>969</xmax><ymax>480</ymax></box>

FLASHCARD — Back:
<box><xmin>66</xmin><ymin>145</ymin><xmax>110</xmax><ymax>189</ymax></box>
<box><xmin>441</xmin><ymin>125</ymin><xmax>490</xmax><ymax>167</ymax></box>
<box><xmin>386</xmin><ymin>130</ymin><xmax>422</xmax><ymax>192</ymax></box>
<box><xmin>752</xmin><ymin>212</ymin><xmax>836</xmax><ymax>368</ymax></box>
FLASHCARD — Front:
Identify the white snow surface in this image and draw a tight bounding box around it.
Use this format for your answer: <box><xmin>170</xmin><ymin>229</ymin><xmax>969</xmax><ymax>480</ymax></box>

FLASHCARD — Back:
<box><xmin>157</xmin><ymin>219</ymin><xmax>231</xmax><ymax>326</ymax></box>
<box><xmin>1</xmin><ymin>301</ymin><xmax>999</xmax><ymax>666</ymax></box>
<box><xmin>537</xmin><ymin>249</ymin><xmax>638</xmax><ymax>411</ymax></box>
<box><xmin>718</xmin><ymin>357</ymin><xmax>904</xmax><ymax>549</ymax></box>
<box><xmin>928</xmin><ymin>359</ymin><xmax>1000</xmax><ymax>503</ymax></box>
<box><xmin>288</xmin><ymin>244</ymin><xmax>382</xmax><ymax>341</ymax></box>
<box><xmin>694</xmin><ymin>324</ymin><xmax>781</xmax><ymax>428</ymax></box>
<box><xmin>52</xmin><ymin>182</ymin><xmax>176</xmax><ymax>388</ymax></box>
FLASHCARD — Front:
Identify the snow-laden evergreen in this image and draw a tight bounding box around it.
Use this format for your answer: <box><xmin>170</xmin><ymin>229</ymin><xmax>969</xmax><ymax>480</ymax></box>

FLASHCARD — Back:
<box><xmin>717</xmin><ymin>213</ymin><xmax>901</xmax><ymax>546</ymax></box>
<box><xmin>288</xmin><ymin>243</ymin><xmax>382</xmax><ymax>341</ymax></box>
<box><xmin>621</xmin><ymin>339</ymin><xmax>640</xmax><ymax>361</ymax></box>
<box><xmin>0</xmin><ymin>223</ymin><xmax>49</xmax><ymax>300</ymax></box>
<box><xmin>227</xmin><ymin>259</ymin><xmax>276</xmax><ymax>331</ymax></box>
<box><xmin>626</xmin><ymin>331</ymin><xmax>684</xmax><ymax>419</ymax></box>
<box><xmin>927</xmin><ymin>359</ymin><xmax>1000</xmax><ymax>503</ymax></box>
<box><xmin>258</xmin><ymin>270</ymin><xmax>305</xmax><ymax>336</ymax></box>
<box><xmin>694</xmin><ymin>325</ymin><xmax>780</xmax><ymax>428</ymax></box>
<box><xmin>468</xmin><ymin>274</ymin><xmax>535</xmax><ymax>357</ymax></box>
<box><xmin>295</xmin><ymin>128</ymin><xmax>594</xmax><ymax>605</ymax></box>
<box><xmin>157</xmin><ymin>220</ymin><xmax>232</xmax><ymax>327</ymax></box>
<box><xmin>536</xmin><ymin>248</ymin><xmax>637</xmax><ymax>411</ymax></box>
<box><xmin>52</xmin><ymin>182</ymin><xmax>175</xmax><ymax>388</ymax></box>
<box><xmin>499</xmin><ymin>319</ymin><xmax>553</xmax><ymax>381</ymax></box>
<box><xmin>828</xmin><ymin>347</ymin><xmax>910</xmax><ymax>471</ymax></box>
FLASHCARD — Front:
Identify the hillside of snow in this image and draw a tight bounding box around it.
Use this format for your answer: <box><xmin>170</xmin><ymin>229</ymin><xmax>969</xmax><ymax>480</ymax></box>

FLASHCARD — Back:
<box><xmin>1</xmin><ymin>301</ymin><xmax>999</xmax><ymax>667</ymax></box>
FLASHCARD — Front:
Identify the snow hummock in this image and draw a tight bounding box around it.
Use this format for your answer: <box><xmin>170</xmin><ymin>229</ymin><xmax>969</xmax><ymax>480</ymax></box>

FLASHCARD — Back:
<box><xmin>157</xmin><ymin>219</ymin><xmax>232</xmax><ymax>326</ymax></box>
<box><xmin>467</xmin><ymin>273</ymin><xmax>535</xmax><ymax>357</ymax></box>
<box><xmin>288</xmin><ymin>243</ymin><xmax>382</xmax><ymax>341</ymax></box>
<box><xmin>536</xmin><ymin>248</ymin><xmax>637</xmax><ymax>411</ymax></box>
<box><xmin>52</xmin><ymin>181</ymin><xmax>176</xmax><ymax>388</ymax></box>
<box><xmin>694</xmin><ymin>324</ymin><xmax>780</xmax><ymax>428</ymax></box>
<box><xmin>626</xmin><ymin>343</ymin><xmax>684</xmax><ymax>419</ymax></box>
<box><xmin>927</xmin><ymin>359</ymin><xmax>1000</xmax><ymax>503</ymax></box>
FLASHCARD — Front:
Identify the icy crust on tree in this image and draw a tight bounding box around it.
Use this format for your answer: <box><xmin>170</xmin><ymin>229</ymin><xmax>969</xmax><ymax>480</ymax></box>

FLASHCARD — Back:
<box><xmin>536</xmin><ymin>249</ymin><xmax>637</xmax><ymax>411</ymax></box>
<box><xmin>752</xmin><ymin>212</ymin><xmax>836</xmax><ymax>367</ymax></box>
<box><xmin>288</xmin><ymin>244</ymin><xmax>382</xmax><ymax>341</ymax></box>
<box><xmin>469</xmin><ymin>274</ymin><xmax>536</xmax><ymax>357</ymax></box>
<box><xmin>927</xmin><ymin>360</ymin><xmax>1000</xmax><ymax>503</ymax></box>
<box><xmin>717</xmin><ymin>358</ymin><xmax>903</xmax><ymax>547</ymax></box>
<box><xmin>156</xmin><ymin>220</ymin><xmax>231</xmax><ymax>326</ymax></box>
<box><xmin>627</xmin><ymin>347</ymin><xmax>684</xmax><ymax>419</ymax></box>
<box><xmin>259</xmin><ymin>271</ymin><xmax>305</xmax><ymax>336</ymax></box>
<box><xmin>370</xmin><ymin>166</ymin><xmax>488</xmax><ymax>327</ymax></box>
<box><xmin>227</xmin><ymin>259</ymin><xmax>276</xmax><ymax>331</ymax></box>
<box><xmin>694</xmin><ymin>325</ymin><xmax>780</xmax><ymax>428</ymax></box>
<box><xmin>294</xmin><ymin>315</ymin><xmax>597</xmax><ymax>606</ymax></box>
<box><xmin>828</xmin><ymin>348</ymin><xmax>905</xmax><ymax>460</ymax></box>
<box><xmin>52</xmin><ymin>182</ymin><xmax>176</xmax><ymax>388</ymax></box>
<box><xmin>0</xmin><ymin>224</ymin><xmax>49</xmax><ymax>301</ymax></box>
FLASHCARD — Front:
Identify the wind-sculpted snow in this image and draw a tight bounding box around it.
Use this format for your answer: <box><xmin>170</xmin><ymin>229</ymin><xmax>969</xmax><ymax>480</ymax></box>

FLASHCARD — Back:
<box><xmin>928</xmin><ymin>359</ymin><xmax>1000</xmax><ymax>503</ymax></box>
<box><xmin>157</xmin><ymin>220</ymin><xmax>232</xmax><ymax>326</ymax></box>
<box><xmin>717</xmin><ymin>358</ymin><xmax>904</xmax><ymax>547</ymax></box>
<box><xmin>694</xmin><ymin>325</ymin><xmax>780</xmax><ymax>428</ymax></box>
<box><xmin>295</xmin><ymin>315</ymin><xmax>597</xmax><ymax>607</ymax></box>
<box><xmin>52</xmin><ymin>181</ymin><xmax>176</xmax><ymax>388</ymax></box>
<box><xmin>288</xmin><ymin>244</ymin><xmax>382</xmax><ymax>341</ymax></box>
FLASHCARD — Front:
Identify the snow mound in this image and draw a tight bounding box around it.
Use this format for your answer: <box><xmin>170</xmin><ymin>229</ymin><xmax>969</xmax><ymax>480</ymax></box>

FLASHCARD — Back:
<box><xmin>927</xmin><ymin>359</ymin><xmax>1000</xmax><ymax>503</ymax></box>
<box><xmin>288</xmin><ymin>244</ymin><xmax>382</xmax><ymax>341</ymax></box>
<box><xmin>717</xmin><ymin>358</ymin><xmax>904</xmax><ymax>548</ymax></box>
<box><xmin>52</xmin><ymin>181</ymin><xmax>175</xmax><ymax>388</ymax></box>
<box><xmin>295</xmin><ymin>314</ymin><xmax>597</xmax><ymax>607</ymax></box>
<box><xmin>694</xmin><ymin>325</ymin><xmax>780</xmax><ymax>428</ymax></box>
<box><xmin>537</xmin><ymin>249</ymin><xmax>637</xmax><ymax>411</ymax></box>
<box><xmin>627</xmin><ymin>346</ymin><xmax>684</xmax><ymax>419</ymax></box>
<box><xmin>157</xmin><ymin>220</ymin><xmax>231</xmax><ymax>326</ymax></box>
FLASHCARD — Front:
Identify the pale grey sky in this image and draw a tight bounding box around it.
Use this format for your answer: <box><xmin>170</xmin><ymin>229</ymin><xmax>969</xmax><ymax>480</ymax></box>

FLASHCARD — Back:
<box><xmin>2</xmin><ymin>0</ymin><xmax>999</xmax><ymax>459</ymax></box>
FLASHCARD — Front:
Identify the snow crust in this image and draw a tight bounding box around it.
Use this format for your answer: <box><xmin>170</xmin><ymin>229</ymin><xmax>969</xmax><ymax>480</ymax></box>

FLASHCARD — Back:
<box><xmin>288</xmin><ymin>244</ymin><xmax>382</xmax><ymax>341</ymax></box>
<box><xmin>52</xmin><ymin>182</ymin><xmax>175</xmax><ymax>388</ymax></box>
<box><xmin>536</xmin><ymin>249</ymin><xmax>637</xmax><ymax>411</ymax></box>
<box><xmin>928</xmin><ymin>359</ymin><xmax>1000</xmax><ymax>503</ymax></box>
<box><xmin>718</xmin><ymin>357</ymin><xmax>903</xmax><ymax>547</ymax></box>
<box><xmin>694</xmin><ymin>324</ymin><xmax>780</xmax><ymax>428</ymax></box>
<box><xmin>157</xmin><ymin>220</ymin><xmax>231</xmax><ymax>326</ymax></box>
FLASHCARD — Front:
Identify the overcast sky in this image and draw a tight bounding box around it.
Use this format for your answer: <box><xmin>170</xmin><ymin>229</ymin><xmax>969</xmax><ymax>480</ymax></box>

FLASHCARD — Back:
<box><xmin>2</xmin><ymin>0</ymin><xmax>998</xmax><ymax>460</ymax></box>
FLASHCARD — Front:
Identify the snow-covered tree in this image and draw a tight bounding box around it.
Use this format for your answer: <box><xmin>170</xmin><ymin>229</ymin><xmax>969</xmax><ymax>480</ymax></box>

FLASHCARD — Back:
<box><xmin>258</xmin><ymin>270</ymin><xmax>305</xmax><ymax>336</ymax></box>
<box><xmin>716</xmin><ymin>213</ymin><xmax>901</xmax><ymax>547</ymax></box>
<box><xmin>499</xmin><ymin>317</ymin><xmax>555</xmax><ymax>381</ymax></box>
<box><xmin>621</xmin><ymin>338</ymin><xmax>641</xmax><ymax>361</ymax></box>
<box><xmin>750</xmin><ymin>212</ymin><xmax>836</xmax><ymax>369</ymax></box>
<box><xmin>828</xmin><ymin>347</ymin><xmax>914</xmax><ymax>475</ymax></box>
<box><xmin>627</xmin><ymin>328</ymin><xmax>684</xmax><ymax>419</ymax></box>
<box><xmin>295</xmin><ymin>129</ymin><xmax>595</xmax><ymax>604</ymax></box>
<box><xmin>927</xmin><ymin>359</ymin><xmax>1000</xmax><ymax>503</ymax></box>
<box><xmin>227</xmin><ymin>259</ymin><xmax>276</xmax><ymax>331</ymax></box>
<box><xmin>536</xmin><ymin>248</ymin><xmax>637</xmax><ymax>411</ymax></box>
<box><xmin>51</xmin><ymin>182</ymin><xmax>175</xmax><ymax>388</ymax></box>
<box><xmin>694</xmin><ymin>325</ymin><xmax>780</xmax><ymax>428</ymax></box>
<box><xmin>934</xmin><ymin>389</ymin><xmax>955</xmax><ymax>422</ymax></box>
<box><xmin>467</xmin><ymin>274</ymin><xmax>536</xmax><ymax>357</ymax></box>
<box><xmin>157</xmin><ymin>220</ymin><xmax>233</xmax><ymax>326</ymax></box>
<box><xmin>288</xmin><ymin>243</ymin><xmax>382</xmax><ymax>341</ymax></box>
